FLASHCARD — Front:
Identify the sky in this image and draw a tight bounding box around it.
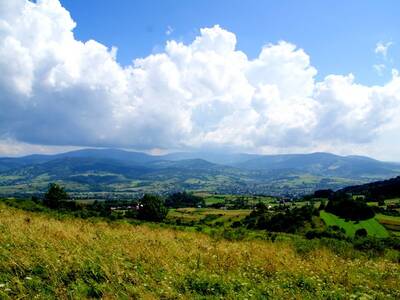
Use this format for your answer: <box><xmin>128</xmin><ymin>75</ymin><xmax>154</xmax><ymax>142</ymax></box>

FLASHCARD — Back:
<box><xmin>0</xmin><ymin>0</ymin><xmax>400</xmax><ymax>160</ymax></box>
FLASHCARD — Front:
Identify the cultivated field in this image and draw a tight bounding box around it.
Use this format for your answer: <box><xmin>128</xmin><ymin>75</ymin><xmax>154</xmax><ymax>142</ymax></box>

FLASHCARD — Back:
<box><xmin>376</xmin><ymin>214</ymin><xmax>400</xmax><ymax>236</ymax></box>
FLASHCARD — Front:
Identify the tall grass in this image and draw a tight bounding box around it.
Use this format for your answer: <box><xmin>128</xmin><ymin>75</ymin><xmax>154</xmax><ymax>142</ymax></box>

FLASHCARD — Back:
<box><xmin>0</xmin><ymin>203</ymin><xmax>399</xmax><ymax>299</ymax></box>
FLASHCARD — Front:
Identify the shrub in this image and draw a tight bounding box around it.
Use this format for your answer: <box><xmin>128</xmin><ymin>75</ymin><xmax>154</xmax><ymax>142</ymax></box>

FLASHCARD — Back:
<box><xmin>353</xmin><ymin>237</ymin><xmax>386</xmax><ymax>255</ymax></box>
<box><xmin>381</xmin><ymin>237</ymin><xmax>400</xmax><ymax>251</ymax></box>
<box><xmin>305</xmin><ymin>226</ymin><xmax>347</xmax><ymax>240</ymax></box>
<box><xmin>221</xmin><ymin>228</ymin><xmax>246</xmax><ymax>241</ymax></box>
<box><xmin>318</xmin><ymin>199</ymin><xmax>326</xmax><ymax>210</ymax></box>
<box><xmin>354</xmin><ymin>228</ymin><xmax>368</xmax><ymax>238</ymax></box>
<box><xmin>231</xmin><ymin>221</ymin><xmax>242</xmax><ymax>228</ymax></box>
<box><xmin>293</xmin><ymin>238</ymin><xmax>319</xmax><ymax>256</ymax></box>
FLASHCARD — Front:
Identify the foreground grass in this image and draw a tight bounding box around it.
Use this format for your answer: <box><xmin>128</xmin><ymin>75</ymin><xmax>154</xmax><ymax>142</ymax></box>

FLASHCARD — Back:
<box><xmin>0</xmin><ymin>204</ymin><xmax>399</xmax><ymax>299</ymax></box>
<box><xmin>320</xmin><ymin>211</ymin><xmax>389</xmax><ymax>238</ymax></box>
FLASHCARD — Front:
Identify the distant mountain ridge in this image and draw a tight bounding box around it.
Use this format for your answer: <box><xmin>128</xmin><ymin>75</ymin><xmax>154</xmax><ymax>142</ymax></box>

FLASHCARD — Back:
<box><xmin>233</xmin><ymin>152</ymin><xmax>398</xmax><ymax>177</ymax></box>
<box><xmin>0</xmin><ymin>148</ymin><xmax>399</xmax><ymax>197</ymax></box>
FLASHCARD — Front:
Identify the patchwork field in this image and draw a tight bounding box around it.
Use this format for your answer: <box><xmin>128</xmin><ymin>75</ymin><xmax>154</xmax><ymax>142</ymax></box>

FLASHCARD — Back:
<box><xmin>195</xmin><ymin>193</ymin><xmax>277</xmax><ymax>206</ymax></box>
<box><xmin>376</xmin><ymin>214</ymin><xmax>400</xmax><ymax>236</ymax></box>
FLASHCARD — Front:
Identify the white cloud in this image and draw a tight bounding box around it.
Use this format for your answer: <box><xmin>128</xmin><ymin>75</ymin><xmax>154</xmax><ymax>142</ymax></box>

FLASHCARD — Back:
<box><xmin>314</xmin><ymin>72</ymin><xmax>400</xmax><ymax>143</ymax></box>
<box><xmin>373</xmin><ymin>64</ymin><xmax>386</xmax><ymax>76</ymax></box>
<box><xmin>375</xmin><ymin>41</ymin><xmax>393</xmax><ymax>59</ymax></box>
<box><xmin>0</xmin><ymin>0</ymin><xmax>400</xmax><ymax>157</ymax></box>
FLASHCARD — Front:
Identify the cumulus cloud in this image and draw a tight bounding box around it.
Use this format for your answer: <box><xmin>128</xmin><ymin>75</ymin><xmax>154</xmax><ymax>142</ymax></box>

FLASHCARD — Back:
<box><xmin>0</xmin><ymin>0</ymin><xmax>400</xmax><ymax>155</ymax></box>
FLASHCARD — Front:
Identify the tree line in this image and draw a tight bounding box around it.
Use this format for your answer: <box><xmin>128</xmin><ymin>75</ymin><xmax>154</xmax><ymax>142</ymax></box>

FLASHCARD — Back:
<box><xmin>40</xmin><ymin>183</ymin><xmax>206</xmax><ymax>222</ymax></box>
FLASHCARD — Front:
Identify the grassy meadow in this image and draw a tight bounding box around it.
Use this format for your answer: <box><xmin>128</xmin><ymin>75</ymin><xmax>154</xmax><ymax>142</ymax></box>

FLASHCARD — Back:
<box><xmin>320</xmin><ymin>211</ymin><xmax>389</xmax><ymax>238</ymax></box>
<box><xmin>167</xmin><ymin>207</ymin><xmax>251</xmax><ymax>226</ymax></box>
<box><xmin>197</xmin><ymin>193</ymin><xmax>276</xmax><ymax>206</ymax></box>
<box><xmin>0</xmin><ymin>203</ymin><xmax>399</xmax><ymax>299</ymax></box>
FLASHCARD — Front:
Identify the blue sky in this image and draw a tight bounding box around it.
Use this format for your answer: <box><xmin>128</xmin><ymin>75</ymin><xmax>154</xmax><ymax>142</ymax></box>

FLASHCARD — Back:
<box><xmin>1</xmin><ymin>0</ymin><xmax>400</xmax><ymax>160</ymax></box>
<box><xmin>60</xmin><ymin>0</ymin><xmax>399</xmax><ymax>85</ymax></box>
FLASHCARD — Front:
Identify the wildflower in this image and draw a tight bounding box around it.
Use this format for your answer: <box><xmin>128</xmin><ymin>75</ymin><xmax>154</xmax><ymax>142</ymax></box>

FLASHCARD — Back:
<box><xmin>0</xmin><ymin>283</ymin><xmax>5</xmax><ymax>288</ymax></box>
<box><xmin>25</xmin><ymin>276</ymin><xmax>32</xmax><ymax>280</ymax></box>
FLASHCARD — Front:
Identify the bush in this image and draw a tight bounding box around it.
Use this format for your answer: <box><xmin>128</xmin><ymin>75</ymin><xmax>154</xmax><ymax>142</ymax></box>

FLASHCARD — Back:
<box><xmin>353</xmin><ymin>237</ymin><xmax>386</xmax><ymax>255</ymax></box>
<box><xmin>124</xmin><ymin>209</ymin><xmax>138</xmax><ymax>219</ymax></box>
<box><xmin>207</xmin><ymin>202</ymin><xmax>225</xmax><ymax>209</ymax></box>
<box><xmin>354</xmin><ymin>228</ymin><xmax>368</xmax><ymax>238</ymax></box>
<box><xmin>200</xmin><ymin>214</ymin><xmax>219</xmax><ymax>224</ymax></box>
<box><xmin>318</xmin><ymin>199</ymin><xmax>326</xmax><ymax>210</ymax></box>
<box><xmin>221</xmin><ymin>228</ymin><xmax>247</xmax><ymax>241</ymax></box>
<box><xmin>4</xmin><ymin>198</ymin><xmax>47</xmax><ymax>212</ymax></box>
<box><xmin>293</xmin><ymin>239</ymin><xmax>319</xmax><ymax>256</ymax></box>
<box><xmin>231</xmin><ymin>221</ymin><xmax>242</xmax><ymax>228</ymax></box>
<box><xmin>305</xmin><ymin>226</ymin><xmax>347</xmax><ymax>240</ymax></box>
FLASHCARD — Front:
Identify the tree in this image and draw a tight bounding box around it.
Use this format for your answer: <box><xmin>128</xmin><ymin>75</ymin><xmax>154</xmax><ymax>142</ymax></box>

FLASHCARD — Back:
<box><xmin>326</xmin><ymin>192</ymin><xmax>375</xmax><ymax>221</ymax></box>
<box><xmin>318</xmin><ymin>199</ymin><xmax>326</xmax><ymax>211</ymax></box>
<box><xmin>243</xmin><ymin>204</ymin><xmax>318</xmax><ymax>233</ymax></box>
<box><xmin>313</xmin><ymin>189</ymin><xmax>334</xmax><ymax>198</ymax></box>
<box><xmin>165</xmin><ymin>192</ymin><xmax>205</xmax><ymax>208</ymax></box>
<box><xmin>137</xmin><ymin>194</ymin><xmax>168</xmax><ymax>222</ymax></box>
<box><xmin>43</xmin><ymin>183</ymin><xmax>68</xmax><ymax>208</ymax></box>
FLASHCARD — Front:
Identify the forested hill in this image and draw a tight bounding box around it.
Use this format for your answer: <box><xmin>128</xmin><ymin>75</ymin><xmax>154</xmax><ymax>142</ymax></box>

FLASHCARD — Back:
<box><xmin>339</xmin><ymin>176</ymin><xmax>400</xmax><ymax>199</ymax></box>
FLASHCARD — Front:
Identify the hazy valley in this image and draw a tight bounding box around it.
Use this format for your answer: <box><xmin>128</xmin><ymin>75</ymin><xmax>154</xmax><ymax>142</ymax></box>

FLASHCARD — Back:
<box><xmin>1</xmin><ymin>149</ymin><xmax>399</xmax><ymax>198</ymax></box>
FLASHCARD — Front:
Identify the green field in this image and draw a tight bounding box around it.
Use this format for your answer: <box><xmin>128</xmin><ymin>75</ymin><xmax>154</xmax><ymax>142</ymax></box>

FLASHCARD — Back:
<box><xmin>167</xmin><ymin>207</ymin><xmax>251</xmax><ymax>226</ymax></box>
<box><xmin>367</xmin><ymin>198</ymin><xmax>400</xmax><ymax>207</ymax></box>
<box><xmin>320</xmin><ymin>211</ymin><xmax>389</xmax><ymax>238</ymax></box>
<box><xmin>195</xmin><ymin>193</ymin><xmax>277</xmax><ymax>206</ymax></box>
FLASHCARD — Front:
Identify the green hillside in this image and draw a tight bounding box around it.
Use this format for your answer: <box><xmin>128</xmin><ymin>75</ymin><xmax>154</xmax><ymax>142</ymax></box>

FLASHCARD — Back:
<box><xmin>320</xmin><ymin>211</ymin><xmax>389</xmax><ymax>238</ymax></box>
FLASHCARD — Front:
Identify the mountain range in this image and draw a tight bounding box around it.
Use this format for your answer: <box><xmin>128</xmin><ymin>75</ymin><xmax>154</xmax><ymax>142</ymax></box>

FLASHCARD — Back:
<box><xmin>0</xmin><ymin>149</ymin><xmax>399</xmax><ymax>198</ymax></box>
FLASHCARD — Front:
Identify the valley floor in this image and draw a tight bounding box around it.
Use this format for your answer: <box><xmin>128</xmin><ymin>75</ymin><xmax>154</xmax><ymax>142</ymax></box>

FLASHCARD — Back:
<box><xmin>0</xmin><ymin>204</ymin><xmax>399</xmax><ymax>299</ymax></box>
